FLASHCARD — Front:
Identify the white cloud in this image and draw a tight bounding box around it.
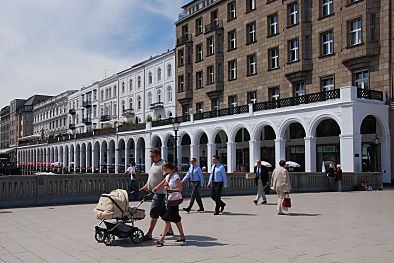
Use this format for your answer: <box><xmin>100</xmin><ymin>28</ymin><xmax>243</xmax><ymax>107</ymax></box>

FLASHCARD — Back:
<box><xmin>0</xmin><ymin>0</ymin><xmax>184</xmax><ymax>107</ymax></box>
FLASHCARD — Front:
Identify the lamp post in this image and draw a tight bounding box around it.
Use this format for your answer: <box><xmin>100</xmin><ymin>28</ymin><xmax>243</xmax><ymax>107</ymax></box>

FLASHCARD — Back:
<box><xmin>172</xmin><ymin>120</ymin><xmax>180</xmax><ymax>168</ymax></box>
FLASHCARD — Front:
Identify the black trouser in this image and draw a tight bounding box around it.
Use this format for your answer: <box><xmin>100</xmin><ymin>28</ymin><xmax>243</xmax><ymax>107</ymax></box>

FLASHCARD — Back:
<box><xmin>187</xmin><ymin>181</ymin><xmax>204</xmax><ymax>210</ymax></box>
<box><xmin>128</xmin><ymin>179</ymin><xmax>139</xmax><ymax>201</ymax></box>
<box><xmin>211</xmin><ymin>182</ymin><xmax>225</xmax><ymax>213</ymax></box>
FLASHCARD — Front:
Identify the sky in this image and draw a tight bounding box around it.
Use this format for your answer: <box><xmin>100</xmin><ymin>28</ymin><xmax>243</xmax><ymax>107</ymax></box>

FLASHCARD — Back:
<box><xmin>0</xmin><ymin>0</ymin><xmax>189</xmax><ymax>108</ymax></box>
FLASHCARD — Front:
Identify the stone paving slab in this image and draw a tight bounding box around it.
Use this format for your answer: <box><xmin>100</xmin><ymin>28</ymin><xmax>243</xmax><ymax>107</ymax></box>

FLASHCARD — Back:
<box><xmin>1</xmin><ymin>189</ymin><xmax>394</xmax><ymax>263</ymax></box>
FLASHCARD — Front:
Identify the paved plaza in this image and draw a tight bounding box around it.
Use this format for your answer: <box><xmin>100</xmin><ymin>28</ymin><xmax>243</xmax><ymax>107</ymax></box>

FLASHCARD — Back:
<box><xmin>1</xmin><ymin>189</ymin><xmax>394</xmax><ymax>263</ymax></box>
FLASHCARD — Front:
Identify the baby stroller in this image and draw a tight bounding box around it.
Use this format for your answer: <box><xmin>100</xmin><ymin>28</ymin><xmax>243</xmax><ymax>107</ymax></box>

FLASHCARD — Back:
<box><xmin>93</xmin><ymin>189</ymin><xmax>150</xmax><ymax>246</ymax></box>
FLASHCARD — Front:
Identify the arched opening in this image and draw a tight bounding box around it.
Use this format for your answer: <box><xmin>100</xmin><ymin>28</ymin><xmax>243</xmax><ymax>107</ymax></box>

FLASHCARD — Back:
<box><xmin>75</xmin><ymin>144</ymin><xmax>81</xmax><ymax>173</ymax></box>
<box><xmin>127</xmin><ymin>138</ymin><xmax>135</xmax><ymax>164</ymax></box>
<box><xmin>70</xmin><ymin>144</ymin><xmax>75</xmax><ymax>172</ymax></box>
<box><xmin>136</xmin><ymin>138</ymin><xmax>145</xmax><ymax>172</ymax></box>
<box><xmin>198</xmin><ymin>133</ymin><xmax>208</xmax><ymax>169</ymax></box>
<box><xmin>87</xmin><ymin>143</ymin><xmax>92</xmax><ymax>173</ymax></box>
<box><xmin>101</xmin><ymin>141</ymin><xmax>108</xmax><ymax>173</ymax></box>
<box><xmin>109</xmin><ymin>140</ymin><xmax>116</xmax><ymax>173</ymax></box>
<box><xmin>93</xmin><ymin>142</ymin><xmax>100</xmax><ymax>173</ymax></box>
<box><xmin>235</xmin><ymin>128</ymin><xmax>251</xmax><ymax>171</ymax></box>
<box><xmin>180</xmin><ymin>134</ymin><xmax>191</xmax><ymax>171</ymax></box>
<box><xmin>167</xmin><ymin>135</ymin><xmax>175</xmax><ymax>164</ymax></box>
<box><xmin>118</xmin><ymin>139</ymin><xmax>126</xmax><ymax>173</ymax></box>
<box><xmin>81</xmin><ymin>143</ymin><xmax>87</xmax><ymax>173</ymax></box>
<box><xmin>315</xmin><ymin>119</ymin><xmax>341</xmax><ymax>172</ymax></box>
<box><xmin>258</xmin><ymin>125</ymin><xmax>276</xmax><ymax>169</ymax></box>
<box><xmin>360</xmin><ymin>115</ymin><xmax>382</xmax><ymax>172</ymax></box>
<box><xmin>285</xmin><ymin>123</ymin><xmax>306</xmax><ymax>172</ymax></box>
<box><xmin>214</xmin><ymin>130</ymin><xmax>228</xmax><ymax>167</ymax></box>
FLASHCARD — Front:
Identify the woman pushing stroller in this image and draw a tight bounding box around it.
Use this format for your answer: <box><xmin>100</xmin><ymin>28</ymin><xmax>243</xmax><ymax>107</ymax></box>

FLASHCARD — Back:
<box><xmin>153</xmin><ymin>162</ymin><xmax>186</xmax><ymax>246</ymax></box>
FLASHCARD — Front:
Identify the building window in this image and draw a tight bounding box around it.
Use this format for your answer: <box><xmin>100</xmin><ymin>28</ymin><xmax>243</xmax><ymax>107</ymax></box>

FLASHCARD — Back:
<box><xmin>247</xmin><ymin>91</ymin><xmax>257</xmax><ymax>104</ymax></box>
<box><xmin>228</xmin><ymin>30</ymin><xmax>237</xmax><ymax>51</ymax></box>
<box><xmin>207</xmin><ymin>65</ymin><xmax>214</xmax><ymax>84</ymax></box>
<box><xmin>247</xmin><ymin>54</ymin><xmax>257</xmax><ymax>76</ymax></box>
<box><xmin>228</xmin><ymin>60</ymin><xmax>237</xmax><ymax>80</ymax></box>
<box><xmin>178</xmin><ymin>49</ymin><xmax>184</xmax><ymax>66</ymax></box>
<box><xmin>321</xmin><ymin>76</ymin><xmax>335</xmax><ymax>91</ymax></box>
<box><xmin>196</xmin><ymin>102</ymin><xmax>204</xmax><ymax>113</ymax></box>
<box><xmin>320</xmin><ymin>30</ymin><xmax>334</xmax><ymax>56</ymax></box>
<box><xmin>137</xmin><ymin>76</ymin><xmax>141</xmax><ymax>88</ymax></box>
<box><xmin>113</xmin><ymin>85</ymin><xmax>116</xmax><ymax>97</ymax></box>
<box><xmin>293</xmin><ymin>82</ymin><xmax>305</xmax><ymax>96</ymax></box>
<box><xmin>129</xmin><ymin>79</ymin><xmax>133</xmax><ymax>91</ymax></box>
<box><xmin>246</xmin><ymin>22</ymin><xmax>256</xmax><ymax>44</ymax></box>
<box><xmin>268</xmin><ymin>47</ymin><xmax>279</xmax><ymax>70</ymax></box>
<box><xmin>246</xmin><ymin>0</ymin><xmax>256</xmax><ymax>12</ymax></box>
<box><xmin>122</xmin><ymin>82</ymin><xmax>125</xmax><ymax>93</ymax></box>
<box><xmin>349</xmin><ymin>0</ymin><xmax>359</xmax><ymax>3</ymax></box>
<box><xmin>288</xmin><ymin>38</ymin><xmax>299</xmax><ymax>62</ymax></box>
<box><xmin>182</xmin><ymin>105</ymin><xmax>189</xmax><ymax>116</ymax></box>
<box><xmin>157</xmin><ymin>89</ymin><xmax>162</xmax><ymax>102</ymax></box>
<box><xmin>228</xmin><ymin>1</ymin><xmax>236</xmax><ymax>20</ymax></box>
<box><xmin>148</xmin><ymin>72</ymin><xmax>153</xmax><ymax>84</ymax></box>
<box><xmin>211</xmin><ymin>9</ymin><xmax>218</xmax><ymax>24</ymax></box>
<box><xmin>157</xmin><ymin>68</ymin><xmax>161</xmax><ymax>81</ymax></box>
<box><xmin>228</xmin><ymin>95</ymin><xmax>237</xmax><ymax>107</ymax></box>
<box><xmin>349</xmin><ymin>18</ymin><xmax>362</xmax><ymax>46</ymax></box>
<box><xmin>178</xmin><ymin>75</ymin><xmax>185</xmax><ymax>92</ymax></box>
<box><xmin>167</xmin><ymin>86</ymin><xmax>173</xmax><ymax>102</ymax></box>
<box><xmin>196</xmin><ymin>44</ymin><xmax>203</xmax><ymax>62</ymax></box>
<box><xmin>354</xmin><ymin>70</ymin><xmax>369</xmax><ymax>89</ymax></box>
<box><xmin>93</xmin><ymin>90</ymin><xmax>97</xmax><ymax>100</ymax></box>
<box><xmin>182</xmin><ymin>24</ymin><xmax>188</xmax><ymax>36</ymax></box>
<box><xmin>212</xmin><ymin>99</ymin><xmax>220</xmax><ymax>110</ymax></box>
<box><xmin>269</xmin><ymin>87</ymin><xmax>280</xmax><ymax>101</ymax></box>
<box><xmin>321</xmin><ymin>0</ymin><xmax>334</xmax><ymax>17</ymax></box>
<box><xmin>137</xmin><ymin>96</ymin><xmax>141</xmax><ymax>110</ymax></box>
<box><xmin>268</xmin><ymin>13</ymin><xmax>279</xmax><ymax>37</ymax></box>
<box><xmin>207</xmin><ymin>37</ymin><xmax>214</xmax><ymax>55</ymax></box>
<box><xmin>147</xmin><ymin>92</ymin><xmax>152</xmax><ymax>106</ymax></box>
<box><xmin>121</xmin><ymin>100</ymin><xmax>125</xmax><ymax>113</ymax></box>
<box><xmin>196</xmin><ymin>71</ymin><xmax>203</xmax><ymax>89</ymax></box>
<box><xmin>195</xmin><ymin>17</ymin><xmax>203</xmax><ymax>35</ymax></box>
<box><xmin>288</xmin><ymin>2</ymin><xmax>299</xmax><ymax>27</ymax></box>
<box><xmin>167</xmin><ymin>64</ymin><xmax>172</xmax><ymax>78</ymax></box>
<box><xmin>129</xmin><ymin>98</ymin><xmax>133</xmax><ymax>110</ymax></box>
<box><xmin>113</xmin><ymin>104</ymin><xmax>117</xmax><ymax>115</ymax></box>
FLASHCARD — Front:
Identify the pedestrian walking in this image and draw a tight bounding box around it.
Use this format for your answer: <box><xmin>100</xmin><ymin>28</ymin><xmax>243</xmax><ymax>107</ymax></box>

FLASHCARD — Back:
<box><xmin>139</xmin><ymin>148</ymin><xmax>173</xmax><ymax>241</ymax></box>
<box><xmin>335</xmin><ymin>164</ymin><xmax>342</xmax><ymax>192</ymax></box>
<box><xmin>153</xmin><ymin>163</ymin><xmax>186</xmax><ymax>246</ymax></box>
<box><xmin>207</xmin><ymin>155</ymin><xmax>228</xmax><ymax>215</ymax></box>
<box><xmin>253</xmin><ymin>160</ymin><xmax>269</xmax><ymax>205</ymax></box>
<box><xmin>271</xmin><ymin>160</ymin><xmax>291</xmax><ymax>215</ymax></box>
<box><xmin>126</xmin><ymin>162</ymin><xmax>138</xmax><ymax>200</ymax></box>
<box><xmin>182</xmin><ymin>158</ymin><xmax>205</xmax><ymax>212</ymax></box>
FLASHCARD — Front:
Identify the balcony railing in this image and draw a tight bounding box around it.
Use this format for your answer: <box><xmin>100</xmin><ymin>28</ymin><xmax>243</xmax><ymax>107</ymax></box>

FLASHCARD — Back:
<box><xmin>176</xmin><ymin>34</ymin><xmax>192</xmax><ymax>46</ymax></box>
<box><xmin>82</xmin><ymin>100</ymin><xmax>92</xmax><ymax>107</ymax></box>
<box><xmin>75</xmin><ymin>131</ymin><xmax>93</xmax><ymax>139</ymax></box>
<box><xmin>205</xmin><ymin>20</ymin><xmax>222</xmax><ymax>34</ymax></box>
<box><xmin>194</xmin><ymin>105</ymin><xmax>249</xmax><ymax>121</ymax></box>
<box><xmin>68</xmin><ymin>109</ymin><xmax>76</xmax><ymax>115</ymax></box>
<box><xmin>69</xmin><ymin>124</ymin><xmax>76</xmax><ymax>130</ymax></box>
<box><xmin>253</xmin><ymin>89</ymin><xmax>340</xmax><ymax>112</ymax></box>
<box><xmin>357</xmin><ymin>88</ymin><xmax>383</xmax><ymax>101</ymax></box>
<box><xmin>118</xmin><ymin>123</ymin><xmax>146</xmax><ymax>132</ymax></box>
<box><xmin>82</xmin><ymin>117</ymin><xmax>92</xmax><ymax>124</ymax></box>
<box><xmin>100</xmin><ymin>115</ymin><xmax>111</xmax><ymax>122</ymax></box>
<box><xmin>151</xmin><ymin>115</ymin><xmax>191</xmax><ymax>128</ymax></box>
<box><xmin>122</xmin><ymin>108</ymin><xmax>135</xmax><ymax>117</ymax></box>
<box><xmin>149</xmin><ymin>102</ymin><xmax>164</xmax><ymax>110</ymax></box>
<box><xmin>94</xmin><ymin>127</ymin><xmax>116</xmax><ymax>136</ymax></box>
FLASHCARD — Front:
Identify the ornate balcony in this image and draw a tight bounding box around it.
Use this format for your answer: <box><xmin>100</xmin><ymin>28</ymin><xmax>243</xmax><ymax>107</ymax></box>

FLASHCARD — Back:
<box><xmin>82</xmin><ymin>100</ymin><xmax>92</xmax><ymax>108</ymax></box>
<box><xmin>149</xmin><ymin>102</ymin><xmax>164</xmax><ymax>110</ymax></box>
<box><xmin>176</xmin><ymin>34</ymin><xmax>192</xmax><ymax>46</ymax></box>
<box><xmin>82</xmin><ymin>117</ymin><xmax>92</xmax><ymax>125</ymax></box>
<box><xmin>68</xmin><ymin>109</ymin><xmax>76</xmax><ymax>115</ymax></box>
<box><xmin>100</xmin><ymin>115</ymin><xmax>111</xmax><ymax>122</ymax></box>
<box><xmin>69</xmin><ymin>124</ymin><xmax>76</xmax><ymax>130</ymax></box>
<box><xmin>205</xmin><ymin>20</ymin><xmax>222</xmax><ymax>34</ymax></box>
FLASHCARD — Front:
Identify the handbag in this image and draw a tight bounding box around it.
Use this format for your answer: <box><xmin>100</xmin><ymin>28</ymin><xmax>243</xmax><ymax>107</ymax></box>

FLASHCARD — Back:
<box><xmin>167</xmin><ymin>191</ymin><xmax>183</xmax><ymax>207</ymax></box>
<box><xmin>281</xmin><ymin>193</ymin><xmax>291</xmax><ymax>208</ymax></box>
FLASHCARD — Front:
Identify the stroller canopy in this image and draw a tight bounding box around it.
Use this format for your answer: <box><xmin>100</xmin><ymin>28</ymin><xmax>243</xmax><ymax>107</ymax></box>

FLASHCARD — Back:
<box><xmin>94</xmin><ymin>189</ymin><xmax>129</xmax><ymax>220</ymax></box>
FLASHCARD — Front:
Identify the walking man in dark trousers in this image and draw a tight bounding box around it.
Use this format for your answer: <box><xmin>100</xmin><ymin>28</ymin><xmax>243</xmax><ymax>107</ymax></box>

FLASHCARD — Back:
<box><xmin>182</xmin><ymin>158</ymin><xmax>205</xmax><ymax>212</ymax></box>
<box><xmin>207</xmin><ymin>155</ymin><xmax>228</xmax><ymax>215</ymax></box>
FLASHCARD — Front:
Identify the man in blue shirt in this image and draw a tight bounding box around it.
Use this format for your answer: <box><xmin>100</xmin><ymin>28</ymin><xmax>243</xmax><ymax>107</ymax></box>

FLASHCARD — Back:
<box><xmin>182</xmin><ymin>158</ymin><xmax>205</xmax><ymax>213</ymax></box>
<box><xmin>207</xmin><ymin>155</ymin><xmax>228</xmax><ymax>215</ymax></box>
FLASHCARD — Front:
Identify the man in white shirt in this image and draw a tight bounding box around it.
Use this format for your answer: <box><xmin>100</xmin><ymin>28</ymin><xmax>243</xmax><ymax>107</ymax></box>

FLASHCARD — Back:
<box><xmin>182</xmin><ymin>158</ymin><xmax>205</xmax><ymax>212</ymax></box>
<box><xmin>207</xmin><ymin>155</ymin><xmax>228</xmax><ymax>215</ymax></box>
<box><xmin>126</xmin><ymin>162</ymin><xmax>138</xmax><ymax>200</ymax></box>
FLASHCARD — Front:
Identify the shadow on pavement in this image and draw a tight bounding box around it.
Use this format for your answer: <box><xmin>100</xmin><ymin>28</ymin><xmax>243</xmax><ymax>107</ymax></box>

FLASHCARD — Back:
<box><xmin>286</xmin><ymin>212</ymin><xmax>321</xmax><ymax>216</ymax></box>
<box><xmin>221</xmin><ymin>212</ymin><xmax>257</xmax><ymax>216</ymax></box>
<box><xmin>182</xmin><ymin>235</ymin><xmax>228</xmax><ymax>247</ymax></box>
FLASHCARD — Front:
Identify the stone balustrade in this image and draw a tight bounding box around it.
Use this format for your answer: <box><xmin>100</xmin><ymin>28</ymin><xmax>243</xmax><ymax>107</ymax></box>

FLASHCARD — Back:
<box><xmin>0</xmin><ymin>172</ymin><xmax>382</xmax><ymax>208</ymax></box>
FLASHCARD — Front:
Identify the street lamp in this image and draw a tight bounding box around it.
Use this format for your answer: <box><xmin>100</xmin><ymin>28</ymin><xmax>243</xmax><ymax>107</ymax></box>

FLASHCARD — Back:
<box><xmin>172</xmin><ymin>120</ymin><xmax>180</xmax><ymax>168</ymax></box>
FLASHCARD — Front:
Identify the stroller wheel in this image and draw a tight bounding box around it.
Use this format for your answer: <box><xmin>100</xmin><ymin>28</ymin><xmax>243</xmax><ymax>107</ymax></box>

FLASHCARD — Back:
<box><xmin>131</xmin><ymin>229</ymin><xmax>144</xmax><ymax>244</ymax></box>
<box><xmin>103</xmin><ymin>233</ymin><xmax>115</xmax><ymax>246</ymax></box>
<box><xmin>95</xmin><ymin>230</ymin><xmax>105</xmax><ymax>243</ymax></box>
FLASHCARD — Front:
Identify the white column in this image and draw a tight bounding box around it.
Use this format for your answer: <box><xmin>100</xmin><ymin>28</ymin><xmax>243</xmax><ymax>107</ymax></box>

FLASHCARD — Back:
<box><xmin>115</xmin><ymin>145</ymin><xmax>119</xmax><ymax>174</ymax></box>
<box><xmin>125</xmin><ymin>146</ymin><xmax>130</xmax><ymax>170</ymax></box>
<box><xmin>380</xmin><ymin>135</ymin><xmax>391</xmax><ymax>183</ymax></box>
<box><xmin>207</xmin><ymin>143</ymin><xmax>216</xmax><ymax>172</ymax></box>
<box><xmin>340</xmin><ymin>133</ymin><xmax>362</xmax><ymax>172</ymax></box>
<box><xmin>304</xmin><ymin>136</ymin><xmax>316</xmax><ymax>172</ymax></box>
<box><xmin>275</xmin><ymin>138</ymin><xmax>286</xmax><ymax>166</ymax></box>
<box><xmin>226</xmin><ymin>141</ymin><xmax>236</xmax><ymax>173</ymax></box>
<box><xmin>249</xmin><ymin>140</ymin><xmax>259</xmax><ymax>172</ymax></box>
<box><xmin>161</xmin><ymin>146</ymin><xmax>168</xmax><ymax>162</ymax></box>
